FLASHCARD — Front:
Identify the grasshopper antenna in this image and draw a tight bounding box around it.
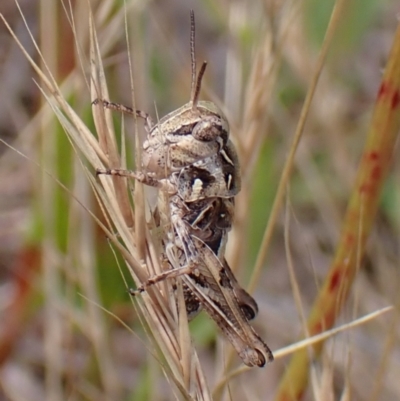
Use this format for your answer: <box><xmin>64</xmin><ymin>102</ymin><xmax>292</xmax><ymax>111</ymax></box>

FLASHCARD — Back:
<box><xmin>190</xmin><ymin>10</ymin><xmax>207</xmax><ymax>110</ymax></box>
<box><xmin>190</xmin><ymin>10</ymin><xmax>196</xmax><ymax>104</ymax></box>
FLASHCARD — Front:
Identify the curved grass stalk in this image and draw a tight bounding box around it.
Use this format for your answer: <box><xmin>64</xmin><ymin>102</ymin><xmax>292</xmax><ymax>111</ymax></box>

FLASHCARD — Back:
<box><xmin>274</xmin><ymin>20</ymin><xmax>400</xmax><ymax>401</ymax></box>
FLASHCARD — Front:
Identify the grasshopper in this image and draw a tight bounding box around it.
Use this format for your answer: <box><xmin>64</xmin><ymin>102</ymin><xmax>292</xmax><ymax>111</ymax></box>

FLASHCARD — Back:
<box><xmin>95</xmin><ymin>11</ymin><xmax>273</xmax><ymax>367</ymax></box>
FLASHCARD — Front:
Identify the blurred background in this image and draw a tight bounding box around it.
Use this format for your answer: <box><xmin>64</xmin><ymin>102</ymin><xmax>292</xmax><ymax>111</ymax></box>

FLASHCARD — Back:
<box><xmin>0</xmin><ymin>0</ymin><xmax>399</xmax><ymax>400</ymax></box>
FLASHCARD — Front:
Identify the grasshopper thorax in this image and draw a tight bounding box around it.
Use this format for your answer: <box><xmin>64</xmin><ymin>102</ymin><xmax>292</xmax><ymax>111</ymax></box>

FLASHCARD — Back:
<box><xmin>142</xmin><ymin>99</ymin><xmax>230</xmax><ymax>178</ymax></box>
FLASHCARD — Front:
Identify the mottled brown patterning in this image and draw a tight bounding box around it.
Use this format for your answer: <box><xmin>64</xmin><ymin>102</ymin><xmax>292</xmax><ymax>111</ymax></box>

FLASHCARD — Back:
<box><xmin>95</xmin><ymin>10</ymin><xmax>273</xmax><ymax>367</ymax></box>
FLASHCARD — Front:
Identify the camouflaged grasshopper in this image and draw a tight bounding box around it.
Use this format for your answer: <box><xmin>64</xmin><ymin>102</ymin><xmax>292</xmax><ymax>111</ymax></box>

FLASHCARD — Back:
<box><xmin>95</xmin><ymin>11</ymin><xmax>273</xmax><ymax>367</ymax></box>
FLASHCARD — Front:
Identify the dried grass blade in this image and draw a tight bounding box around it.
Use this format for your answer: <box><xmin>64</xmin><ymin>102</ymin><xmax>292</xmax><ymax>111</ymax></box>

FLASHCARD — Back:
<box><xmin>213</xmin><ymin>306</ymin><xmax>392</xmax><ymax>396</ymax></box>
<box><xmin>249</xmin><ymin>0</ymin><xmax>347</xmax><ymax>293</ymax></box>
<box><xmin>89</xmin><ymin>11</ymin><xmax>134</xmax><ymax>227</ymax></box>
<box><xmin>275</xmin><ymin>20</ymin><xmax>400</xmax><ymax>401</ymax></box>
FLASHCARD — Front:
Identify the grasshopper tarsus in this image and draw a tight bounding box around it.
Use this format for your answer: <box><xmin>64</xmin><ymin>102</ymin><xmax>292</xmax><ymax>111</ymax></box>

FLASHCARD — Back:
<box><xmin>96</xmin><ymin>167</ymin><xmax>137</xmax><ymax>179</ymax></box>
<box><xmin>92</xmin><ymin>98</ymin><xmax>152</xmax><ymax>126</ymax></box>
<box><xmin>96</xmin><ymin>167</ymin><xmax>145</xmax><ymax>183</ymax></box>
<box><xmin>92</xmin><ymin>98</ymin><xmax>133</xmax><ymax>115</ymax></box>
<box><xmin>128</xmin><ymin>287</ymin><xmax>144</xmax><ymax>297</ymax></box>
<box><xmin>128</xmin><ymin>264</ymin><xmax>195</xmax><ymax>298</ymax></box>
<box><xmin>96</xmin><ymin>168</ymin><xmax>106</xmax><ymax>176</ymax></box>
<box><xmin>96</xmin><ymin>168</ymin><xmax>177</xmax><ymax>193</ymax></box>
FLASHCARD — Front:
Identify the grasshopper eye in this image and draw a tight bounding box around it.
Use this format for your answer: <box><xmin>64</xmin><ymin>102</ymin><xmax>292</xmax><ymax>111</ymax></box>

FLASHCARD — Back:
<box><xmin>191</xmin><ymin>117</ymin><xmax>227</xmax><ymax>144</ymax></box>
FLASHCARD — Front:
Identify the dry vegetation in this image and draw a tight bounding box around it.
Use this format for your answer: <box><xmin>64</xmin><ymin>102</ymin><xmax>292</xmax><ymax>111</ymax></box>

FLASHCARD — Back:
<box><xmin>0</xmin><ymin>0</ymin><xmax>399</xmax><ymax>400</ymax></box>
